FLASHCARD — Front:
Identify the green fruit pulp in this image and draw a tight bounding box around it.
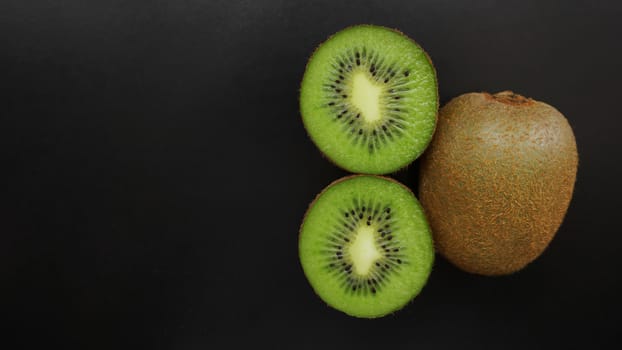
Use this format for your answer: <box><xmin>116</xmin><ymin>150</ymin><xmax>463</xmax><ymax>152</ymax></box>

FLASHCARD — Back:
<box><xmin>300</xmin><ymin>25</ymin><xmax>438</xmax><ymax>174</ymax></box>
<box><xmin>299</xmin><ymin>175</ymin><xmax>434</xmax><ymax>318</ymax></box>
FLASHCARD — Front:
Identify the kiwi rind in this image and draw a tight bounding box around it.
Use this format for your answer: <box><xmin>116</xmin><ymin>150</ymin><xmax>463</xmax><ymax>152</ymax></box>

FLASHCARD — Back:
<box><xmin>300</xmin><ymin>25</ymin><xmax>439</xmax><ymax>175</ymax></box>
<box><xmin>419</xmin><ymin>91</ymin><xmax>578</xmax><ymax>276</ymax></box>
<box><xmin>299</xmin><ymin>175</ymin><xmax>434</xmax><ymax>318</ymax></box>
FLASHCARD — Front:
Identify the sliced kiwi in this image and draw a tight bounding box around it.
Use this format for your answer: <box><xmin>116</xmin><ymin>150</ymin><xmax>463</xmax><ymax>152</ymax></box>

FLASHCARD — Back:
<box><xmin>299</xmin><ymin>175</ymin><xmax>434</xmax><ymax>318</ymax></box>
<box><xmin>300</xmin><ymin>25</ymin><xmax>438</xmax><ymax>174</ymax></box>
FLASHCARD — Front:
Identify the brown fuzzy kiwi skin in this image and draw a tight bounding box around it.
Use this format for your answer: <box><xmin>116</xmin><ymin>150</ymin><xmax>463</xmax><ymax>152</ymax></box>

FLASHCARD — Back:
<box><xmin>298</xmin><ymin>24</ymin><xmax>439</xmax><ymax>174</ymax></box>
<box><xmin>419</xmin><ymin>91</ymin><xmax>578</xmax><ymax>276</ymax></box>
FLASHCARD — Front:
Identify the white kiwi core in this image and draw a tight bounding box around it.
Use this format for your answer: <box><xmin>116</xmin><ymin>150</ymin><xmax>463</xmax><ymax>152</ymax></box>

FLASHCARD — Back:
<box><xmin>348</xmin><ymin>225</ymin><xmax>382</xmax><ymax>275</ymax></box>
<box><xmin>350</xmin><ymin>71</ymin><xmax>383</xmax><ymax>123</ymax></box>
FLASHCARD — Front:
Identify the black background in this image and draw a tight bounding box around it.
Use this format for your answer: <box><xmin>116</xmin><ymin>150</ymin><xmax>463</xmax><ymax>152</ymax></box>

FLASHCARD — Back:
<box><xmin>2</xmin><ymin>1</ymin><xmax>621</xmax><ymax>348</ymax></box>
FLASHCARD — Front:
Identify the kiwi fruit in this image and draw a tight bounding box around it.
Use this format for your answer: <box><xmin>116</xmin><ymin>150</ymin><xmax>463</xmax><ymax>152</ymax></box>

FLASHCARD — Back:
<box><xmin>419</xmin><ymin>91</ymin><xmax>578</xmax><ymax>276</ymax></box>
<box><xmin>299</xmin><ymin>175</ymin><xmax>434</xmax><ymax>318</ymax></box>
<box><xmin>300</xmin><ymin>25</ymin><xmax>438</xmax><ymax>174</ymax></box>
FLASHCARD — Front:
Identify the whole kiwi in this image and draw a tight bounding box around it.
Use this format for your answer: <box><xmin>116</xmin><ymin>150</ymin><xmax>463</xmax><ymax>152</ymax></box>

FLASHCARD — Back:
<box><xmin>419</xmin><ymin>91</ymin><xmax>578</xmax><ymax>276</ymax></box>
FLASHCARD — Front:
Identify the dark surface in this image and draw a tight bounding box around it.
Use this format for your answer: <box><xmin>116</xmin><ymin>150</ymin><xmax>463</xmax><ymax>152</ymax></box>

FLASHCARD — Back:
<box><xmin>2</xmin><ymin>1</ymin><xmax>621</xmax><ymax>348</ymax></box>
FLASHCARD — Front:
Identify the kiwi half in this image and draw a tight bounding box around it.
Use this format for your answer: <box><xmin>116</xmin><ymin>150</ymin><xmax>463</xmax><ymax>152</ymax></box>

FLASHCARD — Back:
<box><xmin>299</xmin><ymin>175</ymin><xmax>434</xmax><ymax>318</ymax></box>
<box><xmin>300</xmin><ymin>25</ymin><xmax>438</xmax><ymax>174</ymax></box>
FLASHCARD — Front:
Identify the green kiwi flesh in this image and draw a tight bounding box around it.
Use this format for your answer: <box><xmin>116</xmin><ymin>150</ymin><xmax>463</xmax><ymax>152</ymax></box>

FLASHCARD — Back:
<box><xmin>419</xmin><ymin>91</ymin><xmax>578</xmax><ymax>276</ymax></box>
<box><xmin>300</xmin><ymin>25</ymin><xmax>438</xmax><ymax>174</ymax></box>
<box><xmin>299</xmin><ymin>175</ymin><xmax>434</xmax><ymax>318</ymax></box>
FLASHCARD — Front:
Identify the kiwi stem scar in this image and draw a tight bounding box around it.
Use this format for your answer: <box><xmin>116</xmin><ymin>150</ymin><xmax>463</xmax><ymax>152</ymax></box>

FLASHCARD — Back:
<box><xmin>350</xmin><ymin>71</ymin><xmax>382</xmax><ymax>123</ymax></box>
<box><xmin>348</xmin><ymin>225</ymin><xmax>382</xmax><ymax>275</ymax></box>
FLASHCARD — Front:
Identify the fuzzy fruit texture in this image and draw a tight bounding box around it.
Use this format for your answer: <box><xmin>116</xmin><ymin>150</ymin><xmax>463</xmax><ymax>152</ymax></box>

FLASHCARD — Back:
<box><xmin>419</xmin><ymin>91</ymin><xmax>578</xmax><ymax>276</ymax></box>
